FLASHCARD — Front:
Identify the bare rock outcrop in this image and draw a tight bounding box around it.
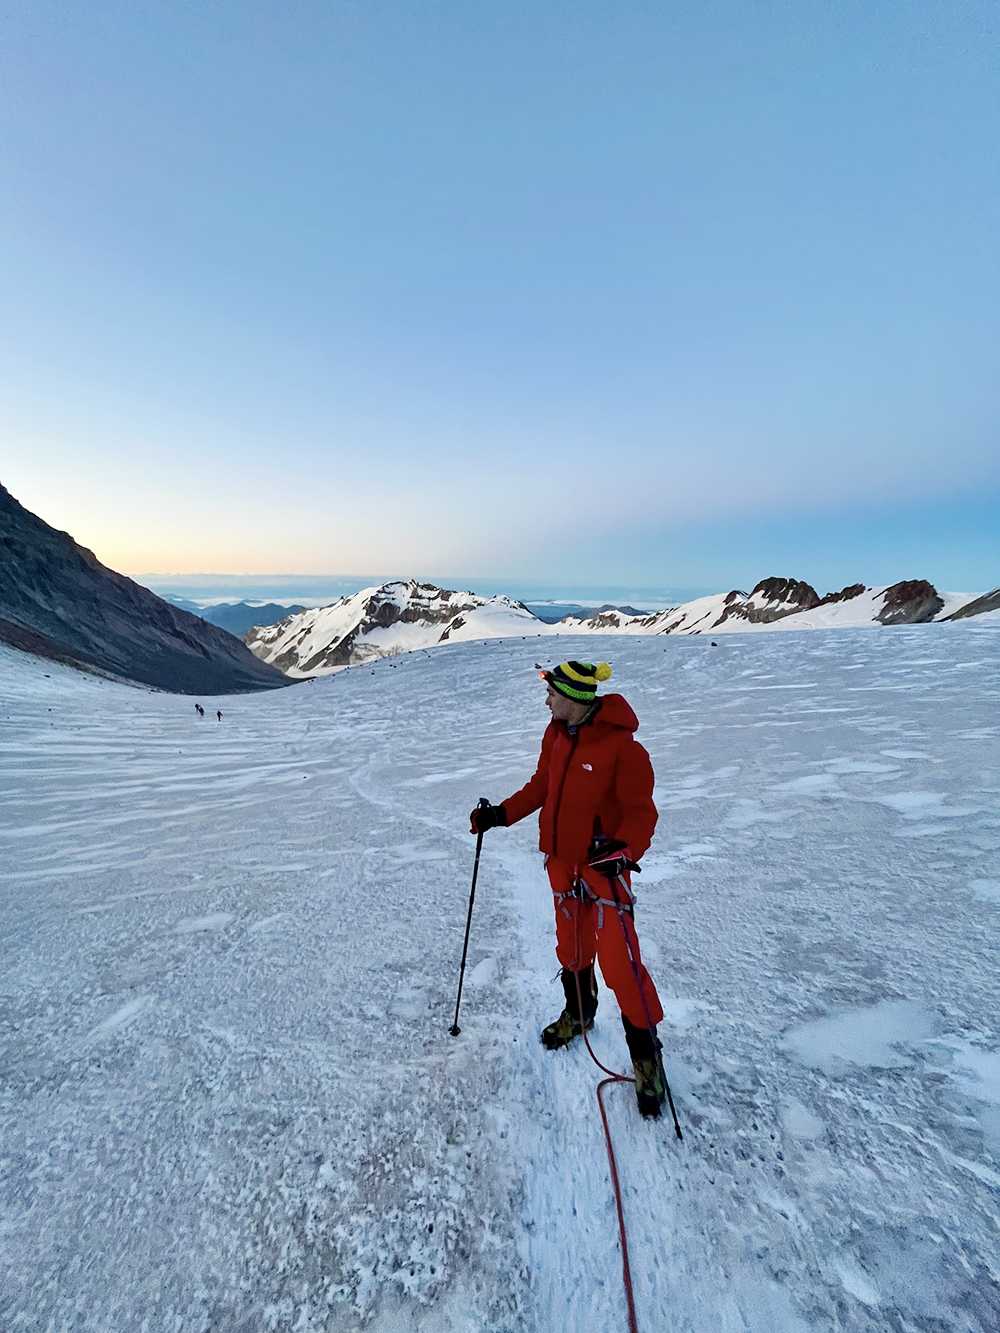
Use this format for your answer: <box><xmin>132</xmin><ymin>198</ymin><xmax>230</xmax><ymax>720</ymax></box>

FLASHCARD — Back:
<box><xmin>816</xmin><ymin>583</ymin><xmax>866</xmax><ymax>606</ymax></box>
<box><xmin>715</xmin><ymin>577</ymin><xmax>820</xmax><ymax>626</ymax></box>
<box><xmin>875</xmin><ymin>580</ymin><xmax>945</xmax><ymax>625</ymax></box>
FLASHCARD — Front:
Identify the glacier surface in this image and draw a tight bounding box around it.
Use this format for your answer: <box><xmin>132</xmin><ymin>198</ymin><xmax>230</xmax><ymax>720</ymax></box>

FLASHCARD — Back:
<box><xmin>1</xmin><ymin>623</ymin><xmax>999</xmax><ymax>1331</ymax></box>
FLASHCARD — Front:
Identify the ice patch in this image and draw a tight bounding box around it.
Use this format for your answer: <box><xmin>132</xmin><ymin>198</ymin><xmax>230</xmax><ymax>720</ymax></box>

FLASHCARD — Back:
<box><xmin>831</xmin><ymin>1256</ymin><xmax>880</xmax><ymax>1307</ymax></box>
<box><xmin>247</xmin><ymin>912</ymin><xmax>287</xmax><ymax>932</ymax></box>
<box><xmin>467</xmin><ymin>957</ymin><xmax>496</xmax><ymax>987</ymax></box>
<box><xmin>388</xmin><ymin>987</ymin><xmax>426</xmax><ymax>1019</ymax></box>
<box><xmin>758</xmin><ymin>1187</ymin><xmax>806</xmax><ymax>1228</ymax></box>
<box><xmin>880</xmin><ymin>749</ymin><xmax>932</xmax><ymax>759</ymax></box>
<box><xmin>970</xmin><ymin>879</ymin><xmax>1000</xmax><ymax>903</ymax></box>
<box><xmin>879</xmin><ymin>791</ymin><xmax>974</xmax><ymax>818</ymax></box>
<box><xmin>776</xmin><ymin>774</ymin><xmax>840</xmax><ymax>794</ymax></box>
<box><xmin>939</xmin><ymin>1038</ymin><xmax>1000</xmax><ymax>1106</ymax></box>
<box><xmin>174</xmin><ymin>912</ymin><xmax>234</xmax><ymax>934</ymax></box>
<box><xmin>676</xmin><ymin>842</ymin><xmax>716</xmax><ymax>860</ymax></box>
<box><xmin>420</xmin><ymin>768</ymin><xmax>479</xmax><ymax>784</ymax></box>
<box><xmin>823</xmin><ymin>759</ymin><xmax>899</xmax><ymax>775</ymax></box>
<box><xmin>880</xmin><ymin>791</ymin><xmax>942</xmax><ymax>814</ymax></box>
<box><xmin>248</xmin><ymin>863</ymin><xmax>313</xmax><ymax>873</ymax></box>
<box><xmin>660</xmin><ymin>997</ymin><xmax>712</xmax><ymax>1029</ymax></box>
<box><xmin>635</xmin><ymin>857</ymin><xmax>680</xmax><ymax>882</ymax></box>
<box><xmin>387</xmin><ymin>844</ymin><xmax>449</xmax><ymax>863</ymax></box>
<box><xmin>782</xmin><ymin>1000</ymin><xmax>936</xmax><ymax>1075</ymax></box>
<box><xmin>718</xmin><ymin>1280</ymin><xmax>813</xmax><ymax>1333</ymax></box>
<box><xmin>90</xmin><ymin>996</ymin><xmax>152</xmax><ymax>1036</ymax></box>
<box><xmin>724</xmin><ymin>800</ymin><xmax>787</xmax><ymax>829</ymax></box>
<box><xmin>781</xmin><ymin>1098</ymin><xmax>825</xmax><ymax>1139</ymax></box>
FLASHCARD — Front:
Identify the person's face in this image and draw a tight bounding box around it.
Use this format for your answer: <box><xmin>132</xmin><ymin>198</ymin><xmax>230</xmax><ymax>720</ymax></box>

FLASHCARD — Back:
<box><xmin>545</xmin><ymin>684</ymin><xmax>590</xmax><ymax>725</ymax></box>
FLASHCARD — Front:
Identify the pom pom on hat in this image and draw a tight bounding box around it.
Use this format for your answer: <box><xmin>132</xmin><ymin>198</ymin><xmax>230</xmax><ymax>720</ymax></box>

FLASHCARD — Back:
<box><xmin>543</xmin><ymin>660</ymin><xmax>612</xmax><ymax>703</ymax></box>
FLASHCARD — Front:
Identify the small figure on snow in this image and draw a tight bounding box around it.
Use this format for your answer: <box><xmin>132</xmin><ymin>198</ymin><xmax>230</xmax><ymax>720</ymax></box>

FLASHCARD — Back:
<box><xmin>195</xmin><ymin>704</ymin><xmax>204</xmax><ymax>717</ymax></box>
<box><xmin>470</xmin><ymin>661</ymin><xmax>668</xmax><ymax>1118</ymax></box>
<box><xmin>216</xmin><ymin>710</ymin><xmax>222</xmax><ymax>721</ymax></box>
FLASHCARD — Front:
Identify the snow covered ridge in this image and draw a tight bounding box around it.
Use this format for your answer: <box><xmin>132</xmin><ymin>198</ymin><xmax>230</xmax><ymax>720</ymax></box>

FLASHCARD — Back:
<box><xmin>559</xmin><ymin>577</ymin><xmax>998</xmax><ymax>636</ymax></box>
<box><xmin>244</xmin><ymin>579</ymin><xmax>543</xmax><ymax>676</ymax></box>
<box><xmin>244</xmin><ymin>576</ymin><xmax>999</xmax><ymax>676</ymax></box>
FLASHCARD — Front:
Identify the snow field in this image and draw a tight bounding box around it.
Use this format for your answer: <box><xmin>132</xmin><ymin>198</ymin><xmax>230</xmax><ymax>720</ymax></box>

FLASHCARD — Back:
<box><xmin>1</xmin><ymin>623</ymin><xmax>999</xmax><ymax>1331</ymax></box>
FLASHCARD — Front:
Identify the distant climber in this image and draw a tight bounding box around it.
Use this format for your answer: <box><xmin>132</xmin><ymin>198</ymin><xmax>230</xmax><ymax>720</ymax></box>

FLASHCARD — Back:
<box><xmin>470</xmin><ymin>661</ymin><xmax>668</xmax><ymax>1118</ymax></box>
<box><xmin>217</xmin><ymin>710</ymin><xmax>222</xmax><ymax>721</ymax></box>
<box><xmin>195</xmin><ymin>704</ymin><xmax>204</xmax><ymax>717</ymax></box>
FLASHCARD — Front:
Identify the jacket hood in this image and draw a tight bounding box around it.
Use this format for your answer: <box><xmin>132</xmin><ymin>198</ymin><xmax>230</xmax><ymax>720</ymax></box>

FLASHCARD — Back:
<box><xmin>593</xmin><ymin>693</ymin><xmax>638</xmax><ymax>733</ymax></box>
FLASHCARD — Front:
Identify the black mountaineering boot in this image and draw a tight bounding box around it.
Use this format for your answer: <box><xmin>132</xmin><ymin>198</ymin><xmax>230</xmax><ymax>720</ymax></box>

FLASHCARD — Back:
<box><xmin>622</xmin><ymin>1015</ymin><xmax>666</xmax><ymax>1119</ymax></box>
<box><xmin>541</xmin><ymin>966</ymin><xmax>598</xmax><ymax>1050</ymax></box>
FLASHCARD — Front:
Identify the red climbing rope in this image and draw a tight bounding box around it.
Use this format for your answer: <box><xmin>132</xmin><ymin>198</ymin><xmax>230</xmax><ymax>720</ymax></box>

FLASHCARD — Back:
<box><xmin>570</xmin><ymin>868</ymin><xmax>683</xmax><ymax>1333</ymax></box>
<box><xmin>572</xmin><ymin>966</ymin><xmax>640</xmax><ymax>1333</ymax></box>
<box><xmin>596</xmin><ymin>1075</ymin><xmax>641</xmax><ymax>1333</ymax></box>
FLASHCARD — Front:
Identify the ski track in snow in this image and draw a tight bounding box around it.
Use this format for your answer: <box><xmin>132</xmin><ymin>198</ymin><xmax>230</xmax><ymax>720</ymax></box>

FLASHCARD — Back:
<box><xmin>1</xmin><ymin>625</ymin><xmax>999</xmax><ymax>1331</ymax></box>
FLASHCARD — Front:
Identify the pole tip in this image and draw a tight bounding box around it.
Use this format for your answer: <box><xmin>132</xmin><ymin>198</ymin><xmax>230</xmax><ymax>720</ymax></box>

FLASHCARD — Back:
<box><xmin>449</xmin><ymin>1025</ymin><xmax>461</xmax><ymax>1037</ymax></box>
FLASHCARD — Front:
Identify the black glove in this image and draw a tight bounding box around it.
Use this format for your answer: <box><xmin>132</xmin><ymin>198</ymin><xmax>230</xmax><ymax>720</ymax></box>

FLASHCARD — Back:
<box><xmin>587</xmin><ymin>837</ymin><xmax>640</xmax><ymax>878</ymax></box>
<box><xmin>470</xmin><ymin>803</ymin><xmax>508</xmax><ymax>834</ymax></box>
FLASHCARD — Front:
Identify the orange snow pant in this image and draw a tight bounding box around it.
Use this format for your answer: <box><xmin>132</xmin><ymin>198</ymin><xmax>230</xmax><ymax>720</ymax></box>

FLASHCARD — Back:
<box><xmin>547</xmin><ymin>857</ymin><xmax>663</xmax><ymax>1030</ymax></box>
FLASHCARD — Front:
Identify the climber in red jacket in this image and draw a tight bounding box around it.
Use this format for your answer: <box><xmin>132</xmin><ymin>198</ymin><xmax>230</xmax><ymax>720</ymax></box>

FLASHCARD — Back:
<box><xmin>470</xmin><ymin>660</ymin><xmax>667</xmax><ymax>1118</ymax></box>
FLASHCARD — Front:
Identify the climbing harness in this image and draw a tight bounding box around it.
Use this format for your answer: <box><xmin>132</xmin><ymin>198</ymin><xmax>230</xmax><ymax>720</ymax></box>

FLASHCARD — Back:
<box><xmin>557</xmin><ymin>868</ymin><xmax>635</xmax><ymax>930</ymax></box>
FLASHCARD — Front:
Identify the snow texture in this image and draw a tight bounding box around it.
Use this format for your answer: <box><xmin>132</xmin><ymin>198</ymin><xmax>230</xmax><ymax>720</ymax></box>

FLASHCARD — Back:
<box><xmin>1</xmin><ymin>621</ymin><xmax>999</xmax><ymax>1331</ymax></box>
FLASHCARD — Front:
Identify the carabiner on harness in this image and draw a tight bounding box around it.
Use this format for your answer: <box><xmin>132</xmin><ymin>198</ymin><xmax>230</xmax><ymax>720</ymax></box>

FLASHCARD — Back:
<box><xmin>564</xmin><ymin>870</ymin><xmax>634</xmax><ymax>929</ymax></box>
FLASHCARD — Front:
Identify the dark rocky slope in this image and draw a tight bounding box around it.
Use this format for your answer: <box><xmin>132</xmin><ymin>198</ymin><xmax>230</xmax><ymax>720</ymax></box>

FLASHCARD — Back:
<box><xmin>0</xmin><ymin>485</ymin><xmax>291</xmax><ymax>694</ymax></box>
<box><xmin>942</xmin><ymin>588</ymin><xmax>1000</xmax><ymax>621</ymax></box>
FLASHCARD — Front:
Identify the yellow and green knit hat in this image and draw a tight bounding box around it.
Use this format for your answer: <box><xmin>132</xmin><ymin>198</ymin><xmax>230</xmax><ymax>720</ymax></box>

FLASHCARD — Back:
<box><xmin>542</xmin><ymin>660</ymin><xmax>612</xmax><ymax>703</ymax></box>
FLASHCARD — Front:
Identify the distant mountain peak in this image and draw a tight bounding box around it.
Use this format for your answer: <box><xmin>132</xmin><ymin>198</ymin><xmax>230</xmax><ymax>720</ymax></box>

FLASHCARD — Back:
<box><xmin>245</xmin><ymin>580</ymin><xmax>542</xmax><ymax>675</ymax></box>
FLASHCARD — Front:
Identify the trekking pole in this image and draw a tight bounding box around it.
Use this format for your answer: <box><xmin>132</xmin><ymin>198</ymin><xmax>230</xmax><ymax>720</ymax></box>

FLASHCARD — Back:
<box><xmin>449</xmin><ymin>798</ymin><xmax>490</xmax><ymax>1037</ymax></box>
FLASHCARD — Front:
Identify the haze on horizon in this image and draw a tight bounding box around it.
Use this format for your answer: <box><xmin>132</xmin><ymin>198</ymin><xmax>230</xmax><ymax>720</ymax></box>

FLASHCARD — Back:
<box><xmin>1</xmin><ymin>0</ymin><xmax>998</xmax><ymax>595</ymax></box>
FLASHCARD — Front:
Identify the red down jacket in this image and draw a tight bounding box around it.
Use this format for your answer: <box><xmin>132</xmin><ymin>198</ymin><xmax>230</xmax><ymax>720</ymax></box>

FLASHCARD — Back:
<box><xmin>501</xmin><ymin>693</ymin><xmax>658</xmax><ymax>866</ymax></box>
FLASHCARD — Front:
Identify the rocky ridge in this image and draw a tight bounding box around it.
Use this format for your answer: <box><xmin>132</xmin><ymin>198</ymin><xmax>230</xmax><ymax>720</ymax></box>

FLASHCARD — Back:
<box><xmin>245</xmin><ymin>575</ymin><xmax>994</xmax><ymax>676</ymax></box>
<box><xmin>557</xmin><ymin>577</ymin><xmax>953</xmax><ymax>636</ymax></box>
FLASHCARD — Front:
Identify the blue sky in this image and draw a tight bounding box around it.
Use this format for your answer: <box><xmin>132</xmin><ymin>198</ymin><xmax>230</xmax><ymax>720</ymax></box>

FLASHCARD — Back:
<box><xmin>1</xmin><ymin>0</ymin><xmax>997</xmax><ymax>595</ymax></box>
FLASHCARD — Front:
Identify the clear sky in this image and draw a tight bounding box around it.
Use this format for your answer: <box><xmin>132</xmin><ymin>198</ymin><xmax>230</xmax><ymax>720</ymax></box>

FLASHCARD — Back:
<box><xmin>2</xmin><ymin>0</ymin><xmax>998</xmax><ymax>595</ymax></box>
